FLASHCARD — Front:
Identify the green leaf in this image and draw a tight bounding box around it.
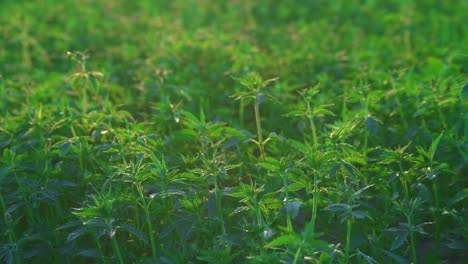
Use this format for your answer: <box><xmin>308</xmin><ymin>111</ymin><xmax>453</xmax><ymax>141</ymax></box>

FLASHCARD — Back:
<box><xmin>365</xmin><ymin>116</ymin><xmax>379</xmax><ymax>135</ymax></box>
<box><xmin>66</xmin><ymin>226</ymin><xmax>88</xmax><ymax>243</ymax></box>
<box><xmin>230</xmin><ymin>206</ymin><xmax>250</xmax><ymax>215</ymax></box>
<box><xmin>461</xmin><ymin>84</ymin><xmax>468</xmax><ymax>100</ymax></box>
<box><xmin>119</xmin><ymin>223</ymin><xmax>148</xmax><ymax>244</ymax></box>
<box><xmin>381</xmin><ymin>249</ymin><xmax>408</xmax><ymax>264</ymax></box>
<box><xmin>182</xmin><ymin>111</ymin><xmax>200</xmax><ymax>125</ymax></box>
<box><xmin>59</xmin><ymin>142</ymin><xmax>71</xmax><ymax>156</ymax></box>
<box><xmin>356</xmin><ymin>249</ymin><xmax>379</xmax><ymax>264</ymax></box>
<box><xmin>265</xmin><ymin>234</ymin><xmax>299</xmax><ymax>248</ymax></box>
<box><xmin>88</xmin><ymin>73</ymin><xmax>98</xmax><ymax>89</ymax></box>
<box><xmin>324</xmin><ymin>203</ymin><xmax>350</xmax><ymax>212</ymax></box>
<box><xmin>284</xmin><ymin>201</ymin><xmax>302</xmax><ymax>218</ymax></box>
<box><xmin>261</xmin><ymin>77</ymin><xmax>279</xmax><ymax>88</ymax></box>
<box><xmin>258</xmin><ymin>160</ymin><xmax>280</xmax><ymax>171</ymax></box>
<box><xmin>447</xmin><ymin>239</ymin><xmax>468</xmax><ymax>250</ymax></box>
<box><xmin>351</xmin><ymin>210</ymin><xmax>368</xmax><ymax>220</ymax></box>
<box><xmin>390</xmin><ymin>230</ymin><xmax>408</xmax><ymax>250</ymax></box>
<box><xmin>286</xmin><ymin>182</ymin><xmax>306</xmax><ymax>192</ymax></box>
<box><xmin>448</xmin><ymin>188</ymin><xmax>468</xmax><ymax>205</ymax></box>
<box><xmin>429</xmin><ymin>131</ymin><xmax>444</xmax><ymax>161</ymax></box>
<box><xmin>77</xmin><ymin>248</ymin><xmax>101</xmax><ymax>258</ymax></box>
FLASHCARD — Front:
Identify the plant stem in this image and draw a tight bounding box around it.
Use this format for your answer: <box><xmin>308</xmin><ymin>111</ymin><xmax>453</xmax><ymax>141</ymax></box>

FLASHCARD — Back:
<box><xmin>136</xmin><ymin>184</ymin><xmax>158</xmax><ymax>259</ymax></box>
<box><xmin>214</xmin><ymin>177</ymin><xmax>226</xmax><ymax>235</ymax></box>
<box><xmin>407</xmin><ymin>214</ymin><xmax>417</xmax><ymax>264</ymax></box>
<box><xmin>342</xmin><ymin>218</ymin><xmax>352</xmax><ymax>264</ymax></box>
<box><xmin>306</xmin><ymin>101</ymin><xmax>318</xmax><ymax>150</ymax></box>
<box><xmin>432</xmin><ymin>180</ymin><xmax>441</xmax><ymax>259</ymax></box>
<box><xmin>254</xmin><ymin>98</ymin><xmax>265</xmax><ymax>160</ymax></box>
<box><xmin>310</xmin><ymin>172</ymin><xmax>319</xmax><ymax>234</ymax></box>
<box><xmin>111</xmin><ymin>235</ymin><xmax>125</xmax><ymax>264</ymax></box>
<box><xmin>293</xmin><ymin>245</ymin><xmax>302</xmax><ymax>264</ymax></box>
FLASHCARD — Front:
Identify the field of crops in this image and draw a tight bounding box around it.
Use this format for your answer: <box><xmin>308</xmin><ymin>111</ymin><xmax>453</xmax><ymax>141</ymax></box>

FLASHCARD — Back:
<box><xmin>0</xmin><ymin>0</ymin><xmax>467</xmax><ymax>263</ymax></box>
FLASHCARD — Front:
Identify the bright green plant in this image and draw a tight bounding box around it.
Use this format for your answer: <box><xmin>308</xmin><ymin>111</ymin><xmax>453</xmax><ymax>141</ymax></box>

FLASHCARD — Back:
<box><xmin>232</xmin><ymin>72</ymin><xmax>279</xmax><ymax>160</ymax></box>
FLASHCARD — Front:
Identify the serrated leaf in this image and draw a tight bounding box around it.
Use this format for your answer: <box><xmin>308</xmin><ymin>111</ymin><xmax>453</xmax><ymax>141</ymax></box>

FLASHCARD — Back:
<box><xmin>448</xmin><ymin>188</ymin><xmax>468</xmax><ymax>205</ymax></box>
<box><xmin>313</xmin><ymin>107</ymin><xmax>335</xmax><ymax>116</ymax></box>
<box><xmin>447</xmin><ymin>239</ymin><xmax>468</xmax><ymax>250</ymax></box>
<box><xmin>329</xmin><ymin>166</ymin><xmax>339</xmax><ymax>178</ymax></box>
<box><xmin>284</xmin><ymin>110</ymin><xmax>306</xmax><ymax>117</ymax></box>
<box><xmin>59</xmin><ymin>142</ymin><xmax>71</xmax><ymax>156</ymax></box>
<box><xmin>351</xmin><ymin>210</ymin><xmax>368</xmax><ymax>219</ymax></box>
<box><xmin>429</xmin><ymin>131</ymin><xmax>444</xmax><ymax>161</ymax></box>
<box><xmin>390</xmin><ymin>230</ymin><xmax>408</xmax><ymax>250</ymax></box>
<box><xmin>324</xmin><ymin>203</ymin><xmax>350</xmax><ymax>212</ymax></box>
<box><xmin>230</xmin><ymin>206</ymin><xmax>250</xmax><ymax>215</ymax></box>
<box><xmin>261</xmin><ymin>77</ymin><xmax>279</xmax><ymax>88</ymax></box>
<box><xmin>356</xmin><ymin>249</ymin><xmax>379</xmax><ymax>264</ymax></box>
<box><xmin>381</xmin><ymin>249</ymin><xmax>408</xmax><ymax>264</ymax></box>
<box><xmin>77</xmin><ymin>248</ymin><xmax>101</xmax><ymax>258</ymax></box>
<box><xmin>265</xmin><ymin>235</ymin><xmax>299</xmax><ymax>248</ymax></box>
<box><xmin>66</xmin><ymin>226</ymin><xmax>88</xmax><ymax>243</ymax></box>
<box><xmin>258</xmin><ymin>162</ymin><xmax>280</xmax><ymax>171</ymax></box>
<box><xmin>182</xmin><ymin>111</ymin><xmax>200</xmax><ymax>125</ymax></box>
<box><xmin>88</xmin><ymin>74</ymin><xmax>98</xmax><ymax>89</ymax></box>
<box><xmin>119</xmin><ymin>223</ymin><xmax>148</xmax><ymax>244</ymax></box>
<box><xmin>57</xmin><ymin>220</ymin><xmax>83</xmax><ymax>231</ymax></box>
<box><xmin>287</xmin><ymin>182</ymin><xmax>306</xmax><ymax>192</ymax></box>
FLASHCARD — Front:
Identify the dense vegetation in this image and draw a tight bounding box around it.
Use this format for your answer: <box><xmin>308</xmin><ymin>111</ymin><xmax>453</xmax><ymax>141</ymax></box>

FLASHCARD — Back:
<box><xmin>0</xmin><ymin>0</ymin><xmax>466</xmax><ymax>263</ymax></box>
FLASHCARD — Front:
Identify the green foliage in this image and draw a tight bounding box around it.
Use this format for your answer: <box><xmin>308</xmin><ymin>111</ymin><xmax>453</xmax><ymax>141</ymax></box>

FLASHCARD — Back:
<box><xmin>0</xmin><ymin>0</ymin><xmax>466</xmax><ymax>263</ymax></box>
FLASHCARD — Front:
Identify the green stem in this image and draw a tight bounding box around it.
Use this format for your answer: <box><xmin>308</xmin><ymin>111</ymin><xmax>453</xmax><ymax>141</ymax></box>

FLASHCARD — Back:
<box><xmin>111</xmin><ymin>236</ymin><xmax>124</xmax><ymax>264</ymax></box>
<box><xmin>81</xmin><ymin>80</ymin><xmax>88</xmax><ymax>114</ymax></box>
<box><xmin>215</xmin><ymin>178</ymin><xmax>226</xmax><ymax>235</ymax></box>
<box><xmin>254</xmin><ymin>99</ymin><xmax>265</xmax><ymax>160</ymax></box>
<box><xmin>432</xmin><ymin>180</ymin><xmax>441</xmax><ymax>259</ymax></box>
<box><xmin>0</xmin><ymin>194</ymin><xmax>21</xmax><ymax>264</ymax></box>
<box><xmin>283</xmin><ymin>171</ymin><xmax>293</xmax><ymax>232</ymax></box>
<box><xmin>464</xmin><ymin>111</ymin><xmax>468</xmax><ymax>144</ymax></box>
<box><xmin>293</xmin><ymin>245</ymin><xmax>302</xmax><ymax>264</ymax></box>
<box><xmin>306</xmin><ymin>101</ymin><xmax>318</xmax><ymax>150</ymax></box>
<box><xmin>342</xmin><ymin>218</ymin><xmax>352</xmax><ymax>264</ymax></box>
<box><xmin>310</xmin><ymin>173</ymin><xmax>319</xmax><ymax>234</ymax></box>
<box><xmin>240</xmin><ymin>98</ymin><xmax>245</xmax><ymax>127</ymax></box>
<box><xmin>407</xmin><ymin>214</ymin><xmax>417</xmax><ymax>264</ymax></box>
<box><xmin>94</xmin><ymin>236</ymin><xmax>109</xmax><ymax>264</ymax></box>
<box><xmin>136</xmin><ymin>184</ymin><xmax>157</xmax><ymax>259</ymax></box>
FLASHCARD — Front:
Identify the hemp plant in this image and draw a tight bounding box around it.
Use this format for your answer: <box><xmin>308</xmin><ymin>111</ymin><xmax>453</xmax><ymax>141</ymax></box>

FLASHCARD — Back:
<box><xmin>67</xmin><ymin>51</ymin><xmax>104</xmax><ymax>114</ymax></box>
<box><xmin>286</xmin><ymin>84</ymin><xmax>334</xmax><ymax>150</ymax></box>
<box><xmin>231</xmin><ymin>72</ymin><xmax>279</xmax><ymax>160</ymax></box>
